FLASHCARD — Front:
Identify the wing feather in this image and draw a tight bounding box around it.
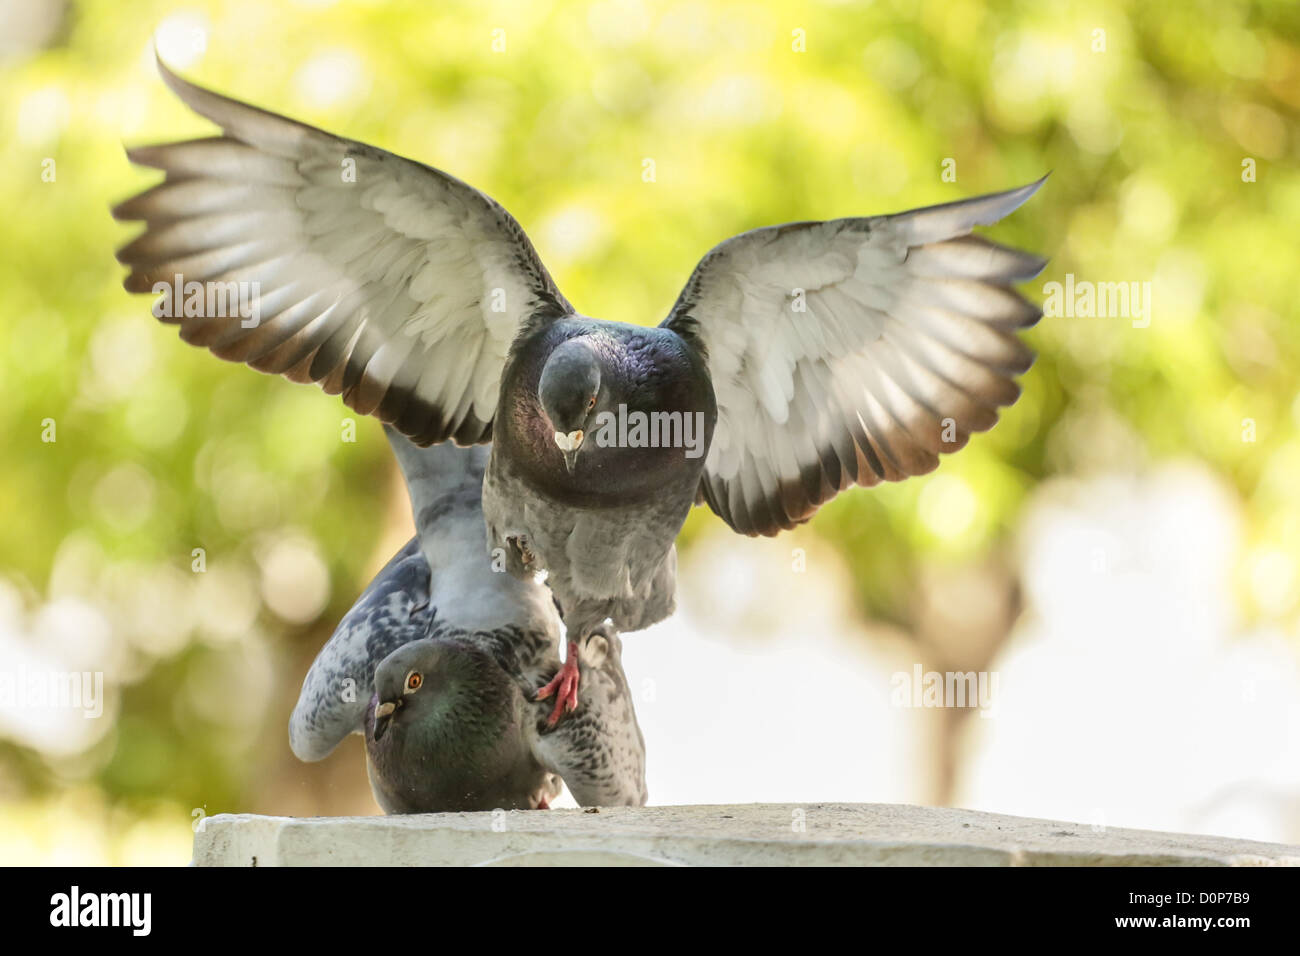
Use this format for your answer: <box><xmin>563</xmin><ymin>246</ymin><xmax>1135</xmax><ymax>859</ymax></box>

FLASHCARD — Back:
<box><xmin>115</xmin><ymin>56</ymin><xmax>570</xmax><ymax>446</ymax></box>
<box><xmin>663</xmin><ymin>178</ymin><xmax>1047</xmax><ymax>535</ymax></box>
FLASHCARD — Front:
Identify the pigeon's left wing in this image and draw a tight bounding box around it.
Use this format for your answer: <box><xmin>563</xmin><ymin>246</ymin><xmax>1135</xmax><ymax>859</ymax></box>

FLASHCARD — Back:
<box><xmin>662</xmin><ymin>179</ymin><xmax>1047</xmax><ymax>536</ymax></box>
<box><xmin>289</xmin><ymin>538</ymin><xmax>430</xmax><ymax>761</ymax></box>
<box><xmin>528</xmin><ymin>627</ymin><xmax>648</xmax><ymax>807</ymax></box>
<box><xmin>115</xmin><ymin>57</ymin><xmax>570</xmax><ymax>446</ymax></box>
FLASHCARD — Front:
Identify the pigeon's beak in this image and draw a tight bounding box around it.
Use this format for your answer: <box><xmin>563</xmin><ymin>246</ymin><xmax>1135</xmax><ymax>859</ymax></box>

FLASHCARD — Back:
<box><xmin>372</xmin><ymin>699</ymin><xmax>400</xmax><ymax>741</ymax></box>
<box><xmin>554</xmin><ymin>430</ymin><xmax>584</xmax><ymax>474</ymax></box>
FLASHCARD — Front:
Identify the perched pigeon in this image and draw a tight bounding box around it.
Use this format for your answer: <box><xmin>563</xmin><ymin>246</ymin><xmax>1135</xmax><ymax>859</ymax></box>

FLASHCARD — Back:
<box><xmin>289</xmin><ymin>432</ymin><xmax>648</xmax><ymax>811</ymax></box>
<box><xmin>116</xmin><ymin>59</ymin><xmax>1046</xmax><ymax>722</ymax></box>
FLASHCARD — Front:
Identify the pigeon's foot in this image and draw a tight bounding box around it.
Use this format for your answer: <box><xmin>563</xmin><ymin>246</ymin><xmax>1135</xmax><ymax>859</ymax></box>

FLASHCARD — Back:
<box><xmin>508</xmin><ymin>533</ymin><xmax>537</xmax><ymax>568</ymax></box>
<box><xmin>536</xmin><ymin>640</ymin><xmax>580</xmax><ymax>726</ymax></box>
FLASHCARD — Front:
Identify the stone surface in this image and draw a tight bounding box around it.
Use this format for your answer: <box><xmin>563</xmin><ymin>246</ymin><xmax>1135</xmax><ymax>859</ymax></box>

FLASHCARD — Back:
<box><xmin>191</xmin><ymin>803</ymin><xmax>1300</xmax><ymax>866</ymax></box>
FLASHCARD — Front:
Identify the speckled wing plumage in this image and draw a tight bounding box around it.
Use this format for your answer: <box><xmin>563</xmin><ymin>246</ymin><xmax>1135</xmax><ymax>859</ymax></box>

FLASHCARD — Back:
<box><xmin>663</xmin><ymin>178</ymin><xmax>1047</xmax><ymax>536</ymax></box>
<box><xmin>290</xmin><ymin>432</ymin><xmax>554</xmax><ymax>763</ymax></box>
<box><xmin>115</xmin><ymin>56</ymin><xmax>570</xmax><ymax>446</ymax></box>
<box><xmin>291</xmin><ymin>537</ymin><xmax>648</xmax><ymax>805</ymax></box>
<box><xmin>289</xmin><ymin>537</ymin><xmax>431</xmax><ymax>761</ymax></box>
<box><xmin>291</xmin><ymin>431</ymin><xmax>647</xmax><ymax>806</ymax></box>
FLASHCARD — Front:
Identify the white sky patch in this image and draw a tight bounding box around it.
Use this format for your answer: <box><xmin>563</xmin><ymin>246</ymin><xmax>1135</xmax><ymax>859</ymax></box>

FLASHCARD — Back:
<box><xmin>258</xmin><ymin>535</ymin><xmax>331</xmax><ymax>625</ymax></box>
<box><xmin>1247</xmin><ymin>548</ymin><xmax>1297</xmax><ymax>618</ymax></box>
<box><xmin>587</xmin><ymin>0</ymin><xmax>650</xmax><ymax>47</ymax></box>
<box><xmin>538</xmin><ymin>204</ymin><xmax>610</xmax><ymax>264</ymax></box>
<box><xmin>919</xmin><ymin>474</ymin><xmax>977</xmax><ymax>541</ymax></box>
<box><xmin>16</xmin><ymin>87</ymin><xmax>69</xmax><ymax>147</ymax></box>
<box><xmin>959</xmin><ymin>464</ymin><xmax>1300</xmax><ymax>845</ymax></box>
<box><xmin>0</xmin><ymin>582</ymin><xmax>116</xmax><ymax>757</ymax></box>
<box><xmin>552</xmin><ymin>535</ymin><xmax>929</xmax><ymax>809</ymax></box>
<box><xmin>294</xmin><ymin>48</ymin><xmax>368</xmax><ymax>110</ymax></box>
<box><xmin>1119</xmin><ymin>174</ymin><xmax>1178</xmax><ymax>244</ymax></box>
<box><xmin>990</xmin><ymin>31</ymin><xmax>1085</xmax><ymax>124</ymax></box>
<box><xmin>151</xmin><ymin>12</ymin><xmax>209</xmax><ymax>70</ymax></box>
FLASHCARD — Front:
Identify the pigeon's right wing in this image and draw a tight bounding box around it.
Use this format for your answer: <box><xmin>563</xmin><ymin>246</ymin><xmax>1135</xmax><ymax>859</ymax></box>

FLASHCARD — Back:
<box><xmin>289</xmin><ymin>538</ymin><xmax>431</xmax><ymax>761</ymax></box>
<box><xmin>529</xmin><ymin>627</ymin><xmax>649</xmax><ymax>807</ymax></box>
<box><xmin>115</xmin><ymin>57</ymin><xmax>570</xmax><ymax>446</ymax></box>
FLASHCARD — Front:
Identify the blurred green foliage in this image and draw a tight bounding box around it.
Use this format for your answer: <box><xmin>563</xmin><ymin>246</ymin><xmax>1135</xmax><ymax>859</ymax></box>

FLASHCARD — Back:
<box><xmin>1</xmin><ymin>0</ymin><xmax>1297</xmax><ymax>860</ymax></box>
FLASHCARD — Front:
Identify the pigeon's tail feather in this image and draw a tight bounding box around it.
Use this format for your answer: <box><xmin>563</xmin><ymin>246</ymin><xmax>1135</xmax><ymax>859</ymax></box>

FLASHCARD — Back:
<box><xmin>385</xmin><ymin>426</ymin><xmax>489</xmax><ymax>491</ymax></box>
<box><xmin>529</xmin><ymin>626</ymin><xmax>649</xmax><ymax>807</ymax></box>
<box><xmin>384</xmin><ymin>426</ymin><xmax>491</xmax><ymax>570</ymax></box>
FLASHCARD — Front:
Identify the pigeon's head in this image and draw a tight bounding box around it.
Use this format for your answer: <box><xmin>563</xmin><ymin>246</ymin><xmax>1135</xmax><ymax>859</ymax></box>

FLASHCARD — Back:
<box><xmin>368</xmin><ymin>638</ymin><xmax>515</xmax><ymax>747</ymax></box>
<box><xmin>538</xmin><ymin>338</ymin><xmax>603</xmax><ymax>474</ymax></box>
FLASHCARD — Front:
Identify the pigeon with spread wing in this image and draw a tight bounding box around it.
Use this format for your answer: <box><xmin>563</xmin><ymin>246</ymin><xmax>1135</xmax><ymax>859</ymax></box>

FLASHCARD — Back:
<box><xmin>117</xmin><ymin>57</ymin><xmax>1046</xmax><ymax>724</ymax></box>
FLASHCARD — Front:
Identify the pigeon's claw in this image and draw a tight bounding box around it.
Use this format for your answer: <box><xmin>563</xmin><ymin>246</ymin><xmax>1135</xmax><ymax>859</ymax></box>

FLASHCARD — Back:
<box><xmin>536</xmin><ymin>641</ymin><xmax>581</xmax><ymax>726</ymax></box>
<box><xmin>510</xmin><ymin>533</ymin><xmax>536</xmax><ymax>567</ymax></box>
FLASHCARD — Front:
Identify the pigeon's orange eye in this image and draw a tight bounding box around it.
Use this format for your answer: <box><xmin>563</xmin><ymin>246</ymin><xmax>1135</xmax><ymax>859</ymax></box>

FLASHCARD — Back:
<box><xmin>587</xmin><ymin>396</ymin><xmax>596</xmax><ymax>411</ymax></box>
<box><xmin>405</xmin><ymin>671</ymin><xmax>422</xmax><ymax>693</ymax></box>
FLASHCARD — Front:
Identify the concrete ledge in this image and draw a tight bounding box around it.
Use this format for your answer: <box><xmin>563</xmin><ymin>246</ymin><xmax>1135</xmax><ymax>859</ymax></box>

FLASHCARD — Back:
<box><xmin>192</xmin><ymin>804</ymin><xmax>1300</xmax><ymax>866</ymax></box>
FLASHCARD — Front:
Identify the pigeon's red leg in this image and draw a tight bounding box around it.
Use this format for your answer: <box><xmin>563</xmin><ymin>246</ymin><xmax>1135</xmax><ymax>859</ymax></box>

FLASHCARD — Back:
<box><xmin>536</xmin><ymin>640</ymin><xmax>580</xmax><ymax>726</ymax></box>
